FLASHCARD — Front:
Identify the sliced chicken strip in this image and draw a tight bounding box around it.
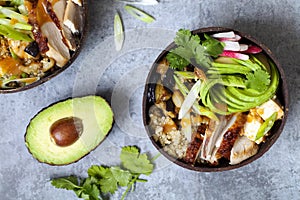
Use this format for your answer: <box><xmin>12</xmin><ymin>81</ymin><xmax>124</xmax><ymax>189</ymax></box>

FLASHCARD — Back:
<box><xmin>212</xmin><ymin>113</ymin><xmax>247</xmax><ymax>162</ymax></box>
<box><xmin>48</xmin><ymin>0</ymin><xmax>77</xmax><ymax>51</ymax></box>
<box><xmin>230</xmin><ymin>136</ymin><xmax>259</xmax><ymax>165</ymax></box>
<box><xmin>64</xmin><ymin>0</ymin><xmax>83</xmax><ymax>34</ymax></box>
<box><xmin>200</xmin><ymin>116</ymin><xmax>227</xmax><ymax>162</ymax></box>
<box><xmin>184</xmin><ymin>123</ymin><xmax>207</xmax><ymax>165</ymax></box>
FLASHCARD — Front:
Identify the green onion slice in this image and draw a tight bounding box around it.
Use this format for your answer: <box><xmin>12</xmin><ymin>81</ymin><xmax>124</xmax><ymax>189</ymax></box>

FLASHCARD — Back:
<box><xmin>255</xmin><ymin>112</ymin><xmax>277</xmax><ymax>141</ymax></box>
<box><xmin>114</xmin><ymin>12</ymin><xmax>124</xmax><ymax>51</ymax></box>
<box><xmin>117</xmin><ymin>0</ymin><xmax>158</xmax><ymax>5</ymax></box>
<box><xmin>124</xmin><ymin>5</ymin><xmax>155</xmax><ymax>23</ymax></box>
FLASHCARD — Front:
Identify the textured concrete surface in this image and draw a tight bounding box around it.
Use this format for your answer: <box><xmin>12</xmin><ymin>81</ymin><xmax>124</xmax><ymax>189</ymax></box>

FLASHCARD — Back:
<box><xmin>1</xmin><ymin>0</ymin><xmax>300</xmax><ymax>199</ymax></box>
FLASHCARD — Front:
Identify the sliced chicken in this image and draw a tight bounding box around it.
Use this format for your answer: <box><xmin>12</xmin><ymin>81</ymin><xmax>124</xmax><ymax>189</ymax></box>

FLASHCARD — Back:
<box><xmin>200</xmin><ymin>116</ymin><xmax>227</xmax><ymax>162</ymax></box>
<box><xmin>26</xmin><ymin>0</ymin><xmax>70</xmax><ymax>67</ymax></box>
<box><xmin>49</xmin><ymin>0</ymin><xmax>66</xmax><ymax>21</ymax></box>
<box><xmin>72</xmin><ymin>0</ymin><xmax>82</xmax><ymax>6</ymax></box>
<box><xmin>211</xmin><ymin>113</ymin><xmax>247</xmax><ymax>163</ymax></box>
<box><xmin>64</xmin><ymin>0</ymin><xmax>83</xmax><ymax>34</ymax></box>
<box><xmin>230</xmin><ymin>136</ymin><xmax>259</xmax><ymax>165</ymax></box>
<box><xmin>184</xmin><ymin>123</ymin><xmax>207</xmax><ymax>164</ymax></box>
<box><xmin>41</xmin><ymin>22</ymin><xmax>70</xmax><ymax>67</ymax></box>
<box><xmin>48</xmin><ymin>0</ymin><xmax>77</xmax><ymax>51</ymax></box>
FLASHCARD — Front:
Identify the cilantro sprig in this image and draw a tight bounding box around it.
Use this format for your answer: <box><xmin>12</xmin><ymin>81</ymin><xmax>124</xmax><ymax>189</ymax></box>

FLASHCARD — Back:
<box><xmin>245</xmin><ymin>69</ymin><xmax>271</xmax><ymax>92</ymax></box>
<box><xmin>166</xmin><ymin>29</ymin><xmax>224</xmax><ymax>70</ymax></box>
<box><xmin>51</xmin><ymin>146</ymin><xmax>156</xmax><ymax>200</ymax></box>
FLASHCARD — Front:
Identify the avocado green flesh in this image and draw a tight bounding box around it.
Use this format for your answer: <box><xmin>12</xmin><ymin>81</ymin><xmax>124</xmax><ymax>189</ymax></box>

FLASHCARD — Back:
<box><xmin>201</xmin><ymin>60</ymin><xmax>279</xmax><ymax>115</ymax></box>
<box><xmin>25</xmin><ymin>96</ymin><xmax>113</xmax><ymax>165</ymax></box>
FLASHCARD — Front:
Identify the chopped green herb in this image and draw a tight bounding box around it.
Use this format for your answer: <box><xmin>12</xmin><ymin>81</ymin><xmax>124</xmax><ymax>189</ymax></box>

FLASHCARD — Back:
<box><xmin>245</xmin><ymin>69</ymin><xmax>271</xmax><ymax>92</ymax></box>
<box><xmin>166</xmin><ymin>51</ymin><xmax>189</xmax><ymax>71</ymax></box>
<box><xmin>166</xmin><ymin>29</ymin><xmax>220</xmax><ymax>70</ymax></box>
<box><xmin>51</xmin><ymin>146</ymin><xmax>155</xmax><ymax>200</ymax></box>
<box><xmin>202</xmin><ymin>34</ymin><xmax>225</xmax><ymax>57</ymax></box>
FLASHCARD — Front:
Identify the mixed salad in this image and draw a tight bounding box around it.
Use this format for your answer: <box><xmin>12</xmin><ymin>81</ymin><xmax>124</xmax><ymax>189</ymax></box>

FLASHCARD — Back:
<box><xmin>0</xmin><ymin>0</ymin><xmax>83</xmax><ymax>89</ymax></box>
<box><xmin>148</xmin><ymin>29</ymin><xmax>284</xmax><ymax>166</ymax></box>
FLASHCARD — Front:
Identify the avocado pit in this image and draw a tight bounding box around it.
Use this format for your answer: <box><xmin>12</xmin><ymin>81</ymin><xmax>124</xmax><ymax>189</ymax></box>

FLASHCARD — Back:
<box><xmin>50</xmin><ymin>117</ymin><xmax>83</xmax><ymax>147</ymax></box>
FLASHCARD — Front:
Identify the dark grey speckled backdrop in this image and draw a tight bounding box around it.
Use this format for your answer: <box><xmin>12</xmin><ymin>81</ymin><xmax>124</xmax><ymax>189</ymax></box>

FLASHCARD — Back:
<box><xmin>0</xmin><ymin>0</ymin><xmax>300</xmax><ymax>199</ymax></box>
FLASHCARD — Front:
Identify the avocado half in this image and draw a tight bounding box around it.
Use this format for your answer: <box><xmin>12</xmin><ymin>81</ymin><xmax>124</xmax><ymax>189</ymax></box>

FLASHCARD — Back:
<box><xmin>25</xmin><ymin>96</ymin><xmax>114</xmax><ymax>165</ymax></box>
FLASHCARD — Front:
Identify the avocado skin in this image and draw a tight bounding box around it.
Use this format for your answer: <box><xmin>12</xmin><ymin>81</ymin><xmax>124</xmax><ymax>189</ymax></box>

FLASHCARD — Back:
<box><xmin>24</xmin><ymin>96</ymin><xmax>114</xmax><ymax>166</ymax></box>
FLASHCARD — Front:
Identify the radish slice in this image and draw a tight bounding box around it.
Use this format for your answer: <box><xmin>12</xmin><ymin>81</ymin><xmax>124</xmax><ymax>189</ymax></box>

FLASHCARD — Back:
<box><xmin>239</xmin><ymin>44</ymin><xmax>249</xmax><ymax>51</ymax></box>
<box><xmin>220</xmin><ymin>51</ymin><xmax>249</xmax><ymax>60</ymax></box>
<box><xmin>242</xmin><ymin>45</ymin><xmax>262</xmax><ymax>54</ymax></box>
<box><xmin>212</xmin><ymin>31</ymin><xmax>235</xmax><ymax>39</ymax></box>
<box><xmin>223</xmin><ymin>41</ymin><xmax>241</xmax><ymax>51</ymax></box>
<box><xmin>217</xmin><ymin>34</ymin><xmax>241</xmax><ymax>42</ymax></box>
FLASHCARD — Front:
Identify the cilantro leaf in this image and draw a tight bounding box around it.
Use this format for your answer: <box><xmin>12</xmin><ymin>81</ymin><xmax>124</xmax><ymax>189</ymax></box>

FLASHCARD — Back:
<box><xmin>166</xmin><ymin>52</ymin><xmax>189</xmax><ymax>70</ymax></box>
<box><xmin>88</xmin><ymin>165</ymin><xmax>131</xmax><ymax>194</ymax></box>
<box><xmin>194</xmin><ymin>46</ymin><xmax>211</xmax><ymax>69</ymax></box>
<box><xmin>88</xmin><ymin>165</ymin><xmax>107</xmax><ymax>179</ymax></box>
<box><xmin>202</xmin><ymin>34</ymin><xmax>225</xmax><ymax>57</ymax></box>
<box><xmin>51</xmin><ymin>176</ymin><xmax>81</xmax><ymax>190</ymax></box>
<box><xmin>81</xmin><ymin>178</ymin><xmax>101</xmax><ymax>200</ymax></box>
<box><xmin>245</xmin><ymin>69</ymin><xmax>270</xmax><ymax>92</ymax></box>
<box><xmin>166</xmin><ymin>29</ymin><xmax>213</xmax><ymax>70</ymax></box>
<box><xmin>110</xmin><ymin>167</ymin><xmax>132</xmax><ymax>187</ymax></box>
<box><xmin>51</xmin><ymin>146</ymin><xmax>155</xmax><ymax>200</ymax></box>
<box><xmin>51</xmin><ymin>176</ymin><xmax>101</xmax><ymax>200</ymax></box>
<box><xmin>120</xmin><ymin>146</ymin><xmax>153</xmax><ymax>175</ymax></box>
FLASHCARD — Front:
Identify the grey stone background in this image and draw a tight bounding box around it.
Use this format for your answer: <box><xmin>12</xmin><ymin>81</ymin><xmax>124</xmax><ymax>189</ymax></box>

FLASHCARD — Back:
<box><xmin>1</xmin><ymin>0</ymin><xmax>300</xmax><ymax>199</ymax></box>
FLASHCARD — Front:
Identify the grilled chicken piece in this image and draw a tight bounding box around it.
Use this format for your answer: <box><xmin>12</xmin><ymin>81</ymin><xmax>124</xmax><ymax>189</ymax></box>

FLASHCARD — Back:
<box><xmin>200</xmin><ymin>116</ymin><xmax>227</xmax><ymax>162</ymax></box>
<box><xmin>64</xmin><ymin>0</ymin><xmax>83</xmax><ymax>34</ymax></box>
<box><xmin>229</xmin><ymin>136</ymin><xmax>259</xmax><ymax>165</ymax></box>
<box><xmin>26</xmin><ymin>0</ymin><xmax>70</xmax><ymax>67</ymax></box>
<box><xmin>48</xmin><ymin>0</ymin><xmax>77</xmax><ymax>51</ymax></box>
<box><xmin>211</xmin><ymin>113</ymin><xmax>247</xmax><ymax>162</ymax></box>
<box><xmin>41</xmin><ymin>22</ymin><xmax>70</xmax><ymax>67</ymax></box>
<box><xmin>184</xmin><ymin>124</ymin><xmax>207</xmax><ymax>164</ymax></box>
<box><xmin>72</xmin><ymin>0</ymin><xmax>82</xmax><ymax>6</ymax></box>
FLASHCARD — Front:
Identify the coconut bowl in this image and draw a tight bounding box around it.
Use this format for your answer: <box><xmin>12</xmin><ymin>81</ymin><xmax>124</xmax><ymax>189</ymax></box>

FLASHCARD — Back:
<box><xmin>142</xmin><ymin>27</ymin><xmax>289</xmax><ymax>172</ymax></box>
<box><xmin>0</xmin><ymin>0</ymin><xmax>88</xmax><ymax>94</ymax></box>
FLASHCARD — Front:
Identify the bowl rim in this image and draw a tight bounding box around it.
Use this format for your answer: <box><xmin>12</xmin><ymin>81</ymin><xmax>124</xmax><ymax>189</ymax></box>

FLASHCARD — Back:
<box><xmin>142</xmin><ymin>27</ymin><xmax>289</xmax><ymax>172</ymax></box>
<box><xmin>0</xmin><ymin>0</ymin><xmax>89</xmax><ymax>94</ymax></box>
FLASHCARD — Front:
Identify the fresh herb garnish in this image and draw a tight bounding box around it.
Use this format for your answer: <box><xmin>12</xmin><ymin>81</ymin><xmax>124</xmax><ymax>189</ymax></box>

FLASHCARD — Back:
<box><xmin>166</xmin><ymin>29</ymin><xmax>224</xmax><ymax>70</ymax></box>
<box><xmin>51</xmin><ymin>146</ymin><xmax>156</xmax><ymax>200</ymax></box>
<box><xmin>202</xmin><ymin>34</ymin><xmax>225</xmax><ymax>57</ymax></box>
<box><xmin>245</xmin><ymin>69</ymin><xmax>271</xmax><ymax>92</ymax></box>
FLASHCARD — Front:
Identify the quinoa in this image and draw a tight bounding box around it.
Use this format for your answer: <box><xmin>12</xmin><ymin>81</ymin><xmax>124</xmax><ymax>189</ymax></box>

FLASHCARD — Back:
<box><xmin>149</xmin><ymin>105</ymin><xmax>189</xmax><ymax>159</ymax></box>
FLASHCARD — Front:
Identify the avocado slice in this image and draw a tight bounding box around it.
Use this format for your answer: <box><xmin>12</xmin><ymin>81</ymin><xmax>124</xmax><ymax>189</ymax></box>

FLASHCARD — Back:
<box><xmin>25</xmin><ymin>96</ymin><xmax>114</xmax><ymax>165</ymax></box>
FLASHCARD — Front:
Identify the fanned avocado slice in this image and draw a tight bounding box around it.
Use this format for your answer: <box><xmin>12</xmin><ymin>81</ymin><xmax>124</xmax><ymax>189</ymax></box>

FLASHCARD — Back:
<box><xmin>25</xmin><ymin>96</ymin><xmax>114</xmax><ymax>165</ymax></box>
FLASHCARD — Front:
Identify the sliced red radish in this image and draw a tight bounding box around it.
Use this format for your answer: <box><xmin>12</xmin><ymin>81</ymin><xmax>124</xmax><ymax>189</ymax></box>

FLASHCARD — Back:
<box><xmin>212</xmin><ymin>31</ymin><xmax>235</xmax><ymax>39</ymax></box>
<box><xmin>239</xmin><ymin>44</ymin><xmax>249</xmax><ymax>51</ymax></box>
<box><xmin>220</xmin><ymin>51</ymin><xmax>249</xmax><ymax>60</ymax></box>
<box><xmin>223</xmin><ymin>41</ymin><xmax>241</xmax><ymax>51</ymax></box>
<box><xmin>242</xmin><ymin>45</ymin><xmax>262</xmax><ymax>54</ymax></box>
<box><xmin>217</xmin><ymin>34</ymin><xmax>241</xmax><ymax>42</ymax></box>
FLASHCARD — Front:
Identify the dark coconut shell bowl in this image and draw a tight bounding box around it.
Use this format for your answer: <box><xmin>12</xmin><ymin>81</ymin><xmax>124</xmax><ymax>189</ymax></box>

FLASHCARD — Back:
<box><xmin>0</xmin><ymin>0</ymin><xmax>88</xmax><ymax>94</ymax></box>
<box><xmin>142</xmin><ymin>27</ymin><xmax>289</xmax><ymax>172</ymax></box>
